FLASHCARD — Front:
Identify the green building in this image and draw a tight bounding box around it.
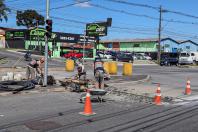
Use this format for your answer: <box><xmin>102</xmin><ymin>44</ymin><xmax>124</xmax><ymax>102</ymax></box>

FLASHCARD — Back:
<box><xmin>100</xmin><ymin>38</ymin><xmax>158</xmax><ymax>52</ymax></box>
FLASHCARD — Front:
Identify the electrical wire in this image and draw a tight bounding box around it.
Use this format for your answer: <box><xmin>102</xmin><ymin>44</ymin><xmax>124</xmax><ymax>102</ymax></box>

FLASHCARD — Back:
<box><xmin>90</xmin><ymin>3</ymin><xmax>159</xmax><ymax>20</ymax></box>
<box><xmin>90</xmin><ymin>3</ymin><xmax>198</xmax><ymax>26</ymax></box>
<box><xmin>105</xmin><ymin>0</ymin><xmax>198</xmax><ymax>20</ymax></box>
<box><xmin>105</xmin><ymin>0</ymin><xmax>159</xmax><ymax>10</ymax></box>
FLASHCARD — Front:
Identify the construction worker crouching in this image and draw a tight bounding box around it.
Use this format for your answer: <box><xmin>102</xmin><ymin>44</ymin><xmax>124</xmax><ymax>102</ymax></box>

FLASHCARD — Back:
<box><xmin>76</xmin><ymin>58</ymin><xmax>86</xmax><ymax>80</ymax></box>
<box><xmin>26</xmin><ymin>57</ymin><xmax>45</xmax><ymax>80</ymax></box>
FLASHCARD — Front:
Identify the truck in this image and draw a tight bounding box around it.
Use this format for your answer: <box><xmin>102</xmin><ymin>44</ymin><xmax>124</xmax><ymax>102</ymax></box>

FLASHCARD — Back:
<box><xmin>179</xmin><ymin>52</ymin><xmax>198</xmax><ymax>65</ymax></box>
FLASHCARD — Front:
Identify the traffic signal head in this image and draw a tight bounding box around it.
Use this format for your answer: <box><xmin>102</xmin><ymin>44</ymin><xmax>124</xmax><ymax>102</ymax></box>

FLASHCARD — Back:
<box><xmin>45</xmin><ymin>19</ymin><xmax>53</xmax><ymax>37</ymax></box>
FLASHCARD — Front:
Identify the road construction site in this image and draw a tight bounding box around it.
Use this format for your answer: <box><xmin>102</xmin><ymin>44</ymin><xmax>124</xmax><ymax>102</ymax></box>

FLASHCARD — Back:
<box><xmin>1</xmin><ymin>50</ymin><xmax>198</xmax><ymax>131</ymax></box>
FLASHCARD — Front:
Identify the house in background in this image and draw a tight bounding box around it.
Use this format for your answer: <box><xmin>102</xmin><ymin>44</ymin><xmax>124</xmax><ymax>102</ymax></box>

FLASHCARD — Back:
<box><xmin>178</xmin><ymin>40</ymin><xmax>198</xmax><ymax>52</ymax></box>
<box><xmin>160</xmin><ymin>38</ymin><xmax>179</xmax><ymax>53</ymax></box>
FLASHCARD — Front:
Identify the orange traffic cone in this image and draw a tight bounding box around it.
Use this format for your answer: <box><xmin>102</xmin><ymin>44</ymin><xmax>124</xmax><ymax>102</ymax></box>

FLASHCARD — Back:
<box><xmin>156</xmin><ymin>84</ymin><xmax>161</xmax><ymax>93</ymax></box>
<box><xmin>185</xmin><ymin>79</ymin><xmax>191</xmax><ymax>95</ymax></box>
<box><xmin>79</xmin><ymin>90</ymin><xmax>96</xmax><ymax>116</ymax></box>
<box><xmin>154</xmin><ymin>84</ymin><xmax>162</xmax><ymax>105</ymax></box>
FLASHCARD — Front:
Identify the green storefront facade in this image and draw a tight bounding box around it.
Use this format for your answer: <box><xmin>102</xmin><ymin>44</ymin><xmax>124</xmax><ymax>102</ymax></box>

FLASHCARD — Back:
<box><xmin>119</xmin><ymin>42</ymin><xmax>157</xmax><ymax>52</ymax></box>
<box><xmin>100</xmin><ymin>39</ymin><xmax>158</xmax><ymax>52</ymax></box>
<box><xmin>5</xmin><ymin>28</ymin><xmax>96</xmax><ymax>59</ymax></box>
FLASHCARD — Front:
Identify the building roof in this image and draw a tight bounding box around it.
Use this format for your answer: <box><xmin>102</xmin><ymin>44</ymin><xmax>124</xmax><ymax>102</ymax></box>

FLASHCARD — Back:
<box><xmin>0</xmin><ymin>27</ymin><xmax>15</xmax><ymax>35</ymax></box>
<box><xmin>101</xmin><ymin>37</ymin><xmax>198</xmax><ymax>46</ymax></box>
<box><xmin>101</xmin><ymin>38</ymin><xmax>158</xmax><ymax>43</ymax></box>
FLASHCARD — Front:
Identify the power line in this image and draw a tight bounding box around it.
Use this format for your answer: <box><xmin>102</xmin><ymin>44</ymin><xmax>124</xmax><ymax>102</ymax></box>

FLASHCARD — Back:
<box><xmin>38</xmin><ymin>0</ymin><xmax>91</xmax><ymax>12</ymax></box>
<box><xmin>90</xmin><ymin>3</ymin><xmax>198</xmax><ymax>26</ymax></box>
<box><xmin>90</xmin><ymin>3</ymin><xmax>159</xmax><ymax>20</ymax></box>
<box><xmin>106</xmin><ymin>0</ymin><xmax>198</xmax><ymax>20</ymax></box>
<box><xmin>51</xmin><ymin>16</ymin><xmax>87</xmax><ymax>24</ymax></box>
<box><xmin>165</xmin><ymin>9</ymin><xmax>198</xmax><ymax>20</ymax></box>
<box><xmin>163</xmin><ymin>30</ymin><xmax>198</xmax><ymax>39</ymax></box>
<box><xmin>105</xmin><ymin>0</ymin><xmax>159</xmax><ymax>10</ymax></box>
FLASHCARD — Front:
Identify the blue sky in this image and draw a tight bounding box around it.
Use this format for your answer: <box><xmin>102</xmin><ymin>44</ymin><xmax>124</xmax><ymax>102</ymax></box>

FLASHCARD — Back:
<box><xmin>2</xmin><ymin>0</ymin><xmax>198</xmax><ymax>42</ymax></box>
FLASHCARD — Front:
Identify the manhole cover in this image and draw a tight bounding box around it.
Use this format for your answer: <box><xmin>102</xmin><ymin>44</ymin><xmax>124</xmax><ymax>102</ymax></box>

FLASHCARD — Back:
<box><xmin>25</xmin><ymin>121</ymin><xmax>62</xmax><ymax>131</ymax></box>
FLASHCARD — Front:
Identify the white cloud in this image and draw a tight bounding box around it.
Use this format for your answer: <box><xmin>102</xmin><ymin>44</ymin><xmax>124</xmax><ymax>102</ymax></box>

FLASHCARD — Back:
<box><xmin>75</xmin><ymin>0</ymin><xmax>91</xmax><ymax>8</ymax></box>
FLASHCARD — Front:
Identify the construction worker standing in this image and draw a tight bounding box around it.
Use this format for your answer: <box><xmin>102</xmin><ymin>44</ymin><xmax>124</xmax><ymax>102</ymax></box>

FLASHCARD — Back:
<box><xmin>26</xmin><ymin>57</ymin><xmax>45</xmax><ymax>80</ymax></box>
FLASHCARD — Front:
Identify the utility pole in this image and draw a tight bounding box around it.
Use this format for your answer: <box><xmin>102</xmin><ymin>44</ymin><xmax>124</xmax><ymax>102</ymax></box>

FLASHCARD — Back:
<box><xmin>43</xmin><ymin>0</ymin><xmax>50</xmax><ymax>86</ymax></box>
<box><xmin>83</xmin><ymin>31</ymin><xmax>86</xmax><ymax>65</ymax></box>
<box><xmin>158</xmin><ymin>6</ymin><xmax>162</xmax><ymax>64</ymax></box>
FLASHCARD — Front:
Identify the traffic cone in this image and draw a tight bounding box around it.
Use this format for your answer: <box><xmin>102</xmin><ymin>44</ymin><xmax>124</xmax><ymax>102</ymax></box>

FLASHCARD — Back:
<box><xmin>154</xmin><ymin>84</ymin><xmax>162</xmax><ymax>105</ymax></box>
<box><xmin>185</xmin><ymin>79</ymin><xmax>191</xmax><ymax>95</ymax></box>
<box><xmin>79</xmin><ymin>90</ymin><xmax>96</xmax><ymax>116</ymax></box>
<box><xmin>156</xmin><ymin>84</ymin><xmax>161</xmax><ymax>93</ymax></box>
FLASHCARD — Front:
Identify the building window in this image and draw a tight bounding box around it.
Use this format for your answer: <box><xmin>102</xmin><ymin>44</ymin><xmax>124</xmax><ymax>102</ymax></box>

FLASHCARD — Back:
<box><xmin>165</xmin><ymin>44</ymin><xmax>170</xmax><ymax>47</ymax></box>
<box><xmin>186</xmin><ymin>46</ymin><xmax>190</xmax><ymax>49</ymax></box>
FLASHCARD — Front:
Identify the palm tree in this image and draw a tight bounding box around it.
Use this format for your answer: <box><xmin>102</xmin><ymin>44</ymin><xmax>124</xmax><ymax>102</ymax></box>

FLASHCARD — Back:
<box><xmin>0</xmin><ymin>0</ymin><xmax>10</xmax><ymax>22</ymax></box>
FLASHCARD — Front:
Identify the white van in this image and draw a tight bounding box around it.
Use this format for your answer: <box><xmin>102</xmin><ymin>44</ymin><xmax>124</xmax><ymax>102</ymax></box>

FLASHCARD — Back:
<box><xmin>179</xmin><ymin>52</ymin><xmax>198</xmax><ymax>64</ymax></box>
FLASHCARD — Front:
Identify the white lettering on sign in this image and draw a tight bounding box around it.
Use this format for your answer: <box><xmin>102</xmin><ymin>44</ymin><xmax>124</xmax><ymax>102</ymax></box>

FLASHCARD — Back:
<box><xmin>96</xmin><ymin>27</ymin><xmax>105</xmax><ymax>32</ymax></box>
<box><xmin>60</xmin><ymin>36</ymin><xmax>75</xmax><ymax>41</ymax></box>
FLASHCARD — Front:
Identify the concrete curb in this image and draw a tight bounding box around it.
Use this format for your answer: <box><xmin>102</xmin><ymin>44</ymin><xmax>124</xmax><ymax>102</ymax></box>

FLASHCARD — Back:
<box><xmin>107</xmin><ymin>75</ymin><xmax>151</xmax><ymax>86</ymax></box>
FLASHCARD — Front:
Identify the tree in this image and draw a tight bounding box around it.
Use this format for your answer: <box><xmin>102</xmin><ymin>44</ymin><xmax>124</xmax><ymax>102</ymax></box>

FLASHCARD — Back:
<box><xmin>0</xmin><ymin>0</ymin><xmax>10</xmax><ymax>22</ymax></box>
<box><xmin>16</xmin><ymin>10</ymin><xmax>45</xmax><ymax>29</ymax></box>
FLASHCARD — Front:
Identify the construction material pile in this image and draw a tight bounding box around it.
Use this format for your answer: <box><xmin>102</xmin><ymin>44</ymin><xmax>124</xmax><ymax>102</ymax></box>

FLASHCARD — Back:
<box><xmin>0</xmin><ymin>80</ymin><xmax>35</xmax><ymax>93</ymax></box>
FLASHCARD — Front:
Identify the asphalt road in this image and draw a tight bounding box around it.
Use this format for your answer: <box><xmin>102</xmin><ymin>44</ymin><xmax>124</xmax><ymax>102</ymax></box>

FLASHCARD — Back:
<box><xmin>1</xmin><ymin>50</ymin><xmax>198</xmax><ymax>131</ymax></box>
<box><xmin>132</xmin><ymin>65</ymin><xmax>198</xmax><ymax>93</ymax></box>
<box><xmin>0</xmin><ymin>92</ymin><xmax>198</xmax><ymax>132</ymax></box>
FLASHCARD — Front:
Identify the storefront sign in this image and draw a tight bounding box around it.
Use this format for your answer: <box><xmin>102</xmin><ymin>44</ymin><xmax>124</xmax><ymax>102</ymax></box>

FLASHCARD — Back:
<box><xmin>27</xmin><ymin>28</ymin><xmax>56</xmax><ymax>41</ymax></box>
<box><xmin>6</xmin><ymin>30</ymin><xmax>26</xmax><ymax>40</ymax></box>
<box><xmin>78</xmin><ymin>35</ymin><xmax>96</xmax><ymax>43</ymax></box>
<box><xmin>56</xmin><ymin>33</ymin><xmax>79</xmax><ymax>43</ymax></box>
<box><xmin>86</xmin><ymin>22</ymin><xmax>107</xmax><ymax>37</ymax></box>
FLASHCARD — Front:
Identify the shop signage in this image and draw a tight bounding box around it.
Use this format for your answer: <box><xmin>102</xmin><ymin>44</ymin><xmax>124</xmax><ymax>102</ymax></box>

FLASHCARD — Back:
<box><xmin>78</xmin><ymin>35</ymin><xmax>96</xmax><ymax>43</ymax></box>
<box><xmin>86</xmin><ymin>22</ymin><xmax>107</xmax><ymax>37</ymax></box>
<box><xmin>27</xmin><ymin>28</ymin><xmax>56</xmax><ymax>41</ymax></box>
<box><xmin>56</xmin><ymin>33</ymin><xmax>79</xmax><ymax>43</ymax></box>
<box><xmin>6</xmin><ymin>30</ymin><xmax>26</xmax><ymax>40</ymax></box>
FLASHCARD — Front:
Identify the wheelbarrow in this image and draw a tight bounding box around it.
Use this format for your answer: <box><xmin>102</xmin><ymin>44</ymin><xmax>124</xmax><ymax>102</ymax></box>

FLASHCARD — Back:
<box><xmin>80</xmin><ymin>89</ymin><xmax>107</xmax><ymax>103</ymax></box>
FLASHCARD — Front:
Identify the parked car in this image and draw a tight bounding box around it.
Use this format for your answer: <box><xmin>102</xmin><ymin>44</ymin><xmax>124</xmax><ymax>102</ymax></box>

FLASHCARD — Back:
<box><xmin>144</xmin><ymin>55</ymin><xmax>152</xmax><ymax>60</ymax></box>
<box><xmin>115</xmin><ymin>53</ymin><xmax>133</xmax><ymax>62</ymax></box>
<box><xmin>134</xmin><ymin>53</ymin><xmax>152</xmax><ymax>60</ymax></box>
<box><xmin>160</xmin><ymin>53</ymin><xmax>179</xmax><ymax>66</ymax></box>
<box><xmin>97</xmin><ymin>52</ymin><xmax>113</xmax><ymax>59</ymax></box>
<box><xmin>63</xmin><ymin>51</ymin><xmax>83</xmax><ymax>59</ymax></box>
<box><xmin>134</xmin><ymin>53</ymin><xmax>145</xmax><ymax>60</ymax></box>
<box><xmin>179</xmin><ymin>52</ymin><xmax>198</xmax><ymax>65</ymax></box>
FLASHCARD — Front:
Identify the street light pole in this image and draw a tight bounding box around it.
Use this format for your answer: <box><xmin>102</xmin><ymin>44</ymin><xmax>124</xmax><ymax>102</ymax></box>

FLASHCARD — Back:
<box><xmin>43</xmin><ymin>0</ymin><xmax>50</xmax><ymax>86</ymax></box>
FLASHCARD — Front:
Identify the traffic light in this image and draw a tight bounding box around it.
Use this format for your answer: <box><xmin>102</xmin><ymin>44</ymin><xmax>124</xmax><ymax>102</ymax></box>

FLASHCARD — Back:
<box><xmin>45</xmin><ymin>19</ymin><xmax>52</xmax><ymax>38</ymax></box>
